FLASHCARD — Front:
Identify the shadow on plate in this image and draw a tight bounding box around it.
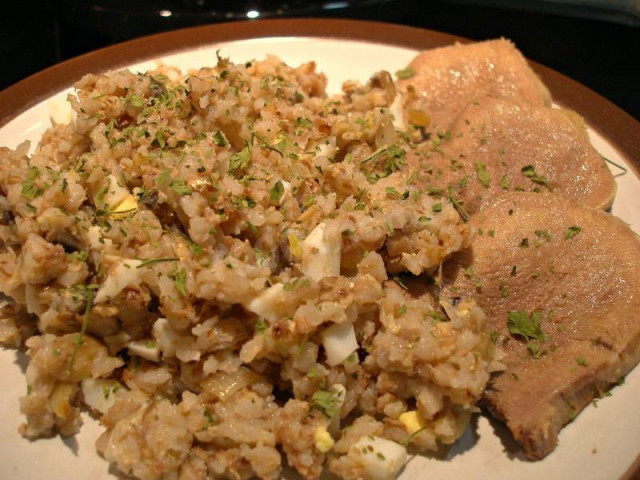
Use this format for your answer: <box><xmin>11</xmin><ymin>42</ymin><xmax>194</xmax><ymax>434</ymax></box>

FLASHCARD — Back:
<box><xmin>482</xmin><ymin>410</ymin><xmax>529</xmax><ymax>461</ymax></box>
<box><xmin>12</xmin><ymin>347</ymin><xmax>29</xmax><ymax>374</ymax></box>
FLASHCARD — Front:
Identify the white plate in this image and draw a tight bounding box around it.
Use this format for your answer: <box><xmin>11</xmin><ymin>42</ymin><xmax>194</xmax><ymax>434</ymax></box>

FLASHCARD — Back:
<box><xmin>0</xmin><ymin>33</ymin><xmax>638</xmax><ymax>480</ymax></box>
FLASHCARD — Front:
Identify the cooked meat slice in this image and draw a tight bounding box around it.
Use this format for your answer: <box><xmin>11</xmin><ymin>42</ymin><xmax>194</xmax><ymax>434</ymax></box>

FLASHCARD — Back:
<box><xmin>441</xmin><ymin>192</ymin><xmax>640</xmax><ymax>459</ymax></box>
<box><xmin>397</xmin><ymin>39</ymin><xmax>551</xmax><ymax>133</ymax></box>
<box><xmin>411</xmin><ymin>97</ymin><xmax>616</xmax><ymax>214</ymax></box>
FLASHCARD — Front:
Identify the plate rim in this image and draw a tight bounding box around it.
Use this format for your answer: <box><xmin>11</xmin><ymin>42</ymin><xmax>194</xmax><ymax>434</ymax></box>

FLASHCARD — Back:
<box><xmin>0</xmin><ymin>17</ymin><xmax>638</xmax><ymax>479</ymax></box>
<box><xmin>0</xmin><ymin>18</ymin><xmax>638</xmax><ymax>178</ymax></box>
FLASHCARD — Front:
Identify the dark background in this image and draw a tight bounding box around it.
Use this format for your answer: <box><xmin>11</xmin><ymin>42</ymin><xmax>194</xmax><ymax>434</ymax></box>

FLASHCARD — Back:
<box><xmin>1</xmin><ymin>1</ymin><xmax>639</xmax><ymax>121</ymax></box>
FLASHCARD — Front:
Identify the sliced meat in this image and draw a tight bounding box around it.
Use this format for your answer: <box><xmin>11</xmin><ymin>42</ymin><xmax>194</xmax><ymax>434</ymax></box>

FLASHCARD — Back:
<box><xmin>409</xmin><ymin>97</ymin><xmax>616</xmax><ymax>214</ymax></box>
<box><xmin>441</xmin><ymin>192</ymin><xmax>640</xmax><ymax>459</ymax></box>
<box><xmin>397</xmin><ymin>39</ymin><xmax>551</xmax><ymax>133</ymax></box>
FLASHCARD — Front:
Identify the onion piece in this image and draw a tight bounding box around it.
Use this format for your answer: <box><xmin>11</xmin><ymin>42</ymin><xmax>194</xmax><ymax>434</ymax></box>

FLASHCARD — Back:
<box><xmin>201</xmin><ymin>367</ymin><xmax>263</xmax><ymax>401</ymax></box>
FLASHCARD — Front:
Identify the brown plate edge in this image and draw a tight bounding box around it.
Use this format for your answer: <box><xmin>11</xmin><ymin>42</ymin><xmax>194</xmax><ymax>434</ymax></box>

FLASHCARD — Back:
<box><xmin>0</xmin><ymin>17</ymin><xmax>638</xmax><ymax>479</ymax></box>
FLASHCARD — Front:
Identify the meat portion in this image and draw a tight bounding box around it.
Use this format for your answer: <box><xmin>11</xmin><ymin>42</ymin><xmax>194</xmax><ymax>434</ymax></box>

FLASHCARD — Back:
<box><xmin>441</xmin><ymin>192</ymin><xmax>640</xmax><ymax>459</ymax></box>
<box><xmin>409</xmin><ymin>98</ymin><xmax>616</xmax><ymax>214</ymax></box>
<box><xmin>397</xmin><ymin>39</ymin><xmax>551</xmax><ymax>133</ymax></box>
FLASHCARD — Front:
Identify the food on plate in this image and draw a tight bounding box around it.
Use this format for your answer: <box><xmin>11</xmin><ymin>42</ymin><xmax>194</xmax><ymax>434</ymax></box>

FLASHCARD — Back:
<box><xmin>396</xmin><ymin>38</ymin><xmax>551</xmax><ymax>134</ymax></box>
<box><xmin>0</xmin><ymin>53</ymin><xmax>498</xmax><ymax>480</ymax></box>
<box><xmin>403</xmin><ymin>97</ymin><xmax>616</xmax><ymax>215</ymax></box>
<box><xmin>0</xmin><ymin>35</ymin><xmax>636</xmax><ymax>480</ymax></box>
<box><xmin>442</xmin><ymin>192</ymin><xmax>640</xmax><ymax>459</ymax></box>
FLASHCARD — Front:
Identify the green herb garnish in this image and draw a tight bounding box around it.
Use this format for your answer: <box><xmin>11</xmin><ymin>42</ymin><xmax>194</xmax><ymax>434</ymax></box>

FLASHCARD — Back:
<box><xmin>170</xmin><ymin>178</ymin><xmax>192</xmax><ymax>195</ymax></box>
<box><xmin>395</xmin><ymin>67</ymin><xmax>415</xmax><ymax>79</ymax></box>
<box><xmin>564</xmin><ymin>225</ymin><xmax>582</xmax><ymax>239</ymax></box>
<box><xmin>507</xmin><ymin>310</ymin><xmax>547</xmax><ymax>342</ymax></box>
<box><xmin>66</xmin><ymin>288</ymin><xmax>95</xmax><ymax>375</ymax></box>
<box><xmin>170</xmin><ymin>268</ymin><xmax>188</xmax><ymax>296</ymax></box>
<box><xmin>21</xmin><ymin>167</ymin><xmax>41</xmax><ymax>200</ymax></box>
<box><xmin>228</xmin><ymin>144</ymin><xmax>252</xmax><ymax>173</ymax></box>
<box><xmin>269</xmin><ymin>180</ymin><xmax>284</xmax><ymax>203</ymax></box>
<box><xmin>521</xmin><ymin>164</ymin><xmax>548</xmax><ymax>186</ymax></box>
<box><xmin>475</xmin><ymin>162</ymin><xmax>490</xmax><ymax>187</ymax></box>
<box><xmin>213</xmin><ymin>130</ymin><xmax>228</xmax><ymax>147</ymax></box>
<box><xmin>311</xmin><ymin>388</ymin><xmax>342</xmax><ymax>418</ymax></box>
<box><xmin>136</xmin><ymin>257</ymin><xmax>180</xmax><ymax>268</ymax></box>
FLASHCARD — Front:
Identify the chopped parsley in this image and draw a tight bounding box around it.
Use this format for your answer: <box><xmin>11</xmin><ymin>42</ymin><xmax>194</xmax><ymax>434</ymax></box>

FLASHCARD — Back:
<box><xmin>255</xmin><ymin>319</ymin><xmax>267</xmax><ymax>333</ymax></box>
<box><xmin>127</xmin><ymin>93</ymin><xmax>145</xmax><ymax>108</ymax></box>
<box><xmin>21</xmin><ymin>167</ymin><xmax>42</xmax><ymax>200</ymax></box>
<box><xmin>427</xmin><ymin>310</ymin><xmax>447</xmax><ymax>323</ymax></box>
<box><xmin>385</xmin><ymin>187</ymin><xmax>408</xmax><ymax>199</ymax></box>
<box><xmin>507</xmin><ymin>310</ymin><xmax>547</xmax><ymax>342</ymax></box>
<box><xmin>527</xmin><ymin>342</ymin><xmax>542</xmax><ymax>358</ymax></box>
<box><xmin>212</xmin><ymin>130</ymin><xmax>228</xmax><ymax>147</ymax></box>
<box><xmin>360</xmin><ymin>144</ymin><xmax>407</xmax><ymax>181</ymax></box>
<box><xmin>228</xmin><ymin>144</ymin><xmax>252</xmax><ymax>173</ymax></box>
<box><xmin>534</xmin><ymin>229</ymin><xmax>552</xmax><ymax>242</ymax></box>
<box><xmin>395</xmin><ymin>66</ymin><xmax>415</xmax><ymax>79</ymax></box>
<box><xmin>170</xmin><ymin>178</ymin><xmax>193</xmax><ymax>195</ymax></box>
<box><xmin>66</xmin><ymin>287</ymin><xmax>96</xmax><ymax>375</ymax></box>
<box><xmin>153</xmin><ymin>130</ymin><xmax>167</xmax><ymax>149</ymax></box>
<box><xmin>170</xmin><ymin>268</ymin><xmax>188</xmax><ymax>296</ymax></box>
<box><xmin>136</xmin><ymin>257</ymin><xmax>180</xmax><ymax>268</ymax></box>
<box><xmin>564</xmin><ymin>225</ymin><xmax>582</xmax><ymax>239</ymax></box>
<box><xmin>311</xmin><ymin>388</ymin><xmax>342</xmax><ymax>418</ymax></box>
<box><xmin>199</xmin><ymin>408</ymin><xmax>217</xmax><ymax>431</ymax></box>
<box><xmin>294</xmin><ymin>116</ymin><xmax>313</xmax><ymax>129</ymax></box>
<box><xmin>447</xmin><ymin>186</ymin><xmax>469</xmax><ymax>222</ymax></box>
<box><xmin>475</xmin><ymin>162</ymin><xmax>490</xmax><ymax>187</ymax></box>
<box><xmin>521</xmin><ymin>164</ymin><xmax>548</xmax><ymax>186</ymax></box>
<box><xmin>269</xmin><ymin>180</ymin><xmax>284</xmax><ymax>203</ymax></box>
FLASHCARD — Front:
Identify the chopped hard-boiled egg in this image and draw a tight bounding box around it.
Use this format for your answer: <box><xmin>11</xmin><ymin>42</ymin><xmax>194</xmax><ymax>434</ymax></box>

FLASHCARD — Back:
<box><xmin>321</xmin><ymin>322</ymin><xmax>358</xmax><ymax>366</ymax></box>
<box><xmin>246</xmin><ymin>282</ymin><xmax>286</xmax><ymax>323</ymax></box>
<box><xmin>96</xmin><ymin>174</ymin><xmax>133</xmax><ymax>211</ymax></box>
<box><xmin>81</xmin><ymin>378</ymin><xmax>124</xmax><ymax>414</ymax></box>
<box><xmin>94</xmin><ymin>259</ymin><xmax>143</xmax><ymax>303</ymax></box>
<box><xmin>127</xmin><ymin>339</ymin><xmax>160</xmax><ymax>362</ymax></box>
<box><xmin>314</xmin><ymin>427</ymin><xmax>335</xmax><ymax>453</ymax></box>
<box><xmin>110</xmin><ymin>194</ymin><xmax>138</xmax><ymax>217</ymax></box>
<box><xmin>349</xmin><ymin>435</ymin><xmax>408</xmax><ymax>480</ymax></box>
<box><xmin>25</xmin><ymin>284</ymin><xmax>43</xmax><ymax>316</ymax></box>
<box><xmin>399</xmin><ymin>410</ymin><xmax>425</xmax><ymax>434</ymax></box>
<box><xmin>86</xmin><ymin>225</ymin><xmax>112</xmax><ymax>251</ymax></box>
<box><xmin>152</xmin><ymin>317</ymin><xmax>180</xmax><ymax>358</ymax></box>
<box><xmin>288</xmin><ymin>233</ymin><xmax>303</xmax><ymax>259</ymax></box>
<box><xmin>315</xmin><ymin>137</ymin><xmax>337</xmax><ymax>159</ymax></box>
<box><xmin>301</xmin><ymin>221</ymin><xmax>342</xmax><ymax>281</ymax></box>
<box><xmin>47</xmin><ymin>97</ymin><xmax>74</xmax><ymax>125</ymax></box>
